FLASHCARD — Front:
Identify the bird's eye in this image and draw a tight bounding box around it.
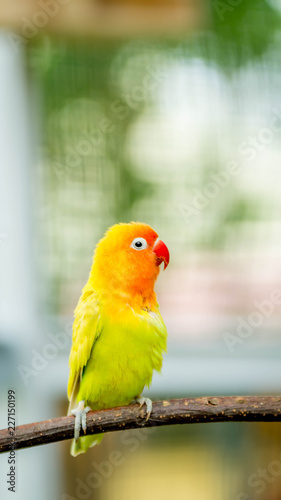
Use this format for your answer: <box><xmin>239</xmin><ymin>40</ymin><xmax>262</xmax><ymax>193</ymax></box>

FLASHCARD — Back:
<box><xmin>131</xmin><ymin>237</ymin><xmax>148</xmax><ymax>251</ymax></box>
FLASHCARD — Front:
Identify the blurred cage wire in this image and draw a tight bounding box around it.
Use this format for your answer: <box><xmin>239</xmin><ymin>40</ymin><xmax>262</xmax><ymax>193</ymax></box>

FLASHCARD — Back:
<box><xmin>32</xmin><ymin>39</ymin><xmax>177</xmax><ymax>315</ymax></box>
<box><xmin>2</xmin><ymin>0</ymin><xmax>281</xmax><ymax>499</ymax></box>
<box><xmin>30</xmin><ymin>24</ymin><xmax>281</xmax><ymax>342</ymax></box>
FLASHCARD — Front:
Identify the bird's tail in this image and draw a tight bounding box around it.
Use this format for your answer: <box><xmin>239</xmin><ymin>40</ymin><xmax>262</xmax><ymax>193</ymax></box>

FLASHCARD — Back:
<box><xmin>70</xmin><ymin>434</ymin><xmax>104</xmax><ymax>457</ymax></box>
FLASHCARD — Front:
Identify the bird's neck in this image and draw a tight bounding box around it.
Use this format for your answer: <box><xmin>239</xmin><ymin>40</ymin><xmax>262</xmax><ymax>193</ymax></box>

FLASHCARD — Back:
<box><xmin>88</xmin><ymin>266</ymin><xmax>158</xmax><ymax>311</ymax></box>
<box><xmin>109</xmin><ymin>288</ymin><xmax>158</xmax><ymax>312</ymax></box>
<box><xmin>86</xmin><ymin>280</ymin><xmax>158</xmax><ymax>312</ymax></box>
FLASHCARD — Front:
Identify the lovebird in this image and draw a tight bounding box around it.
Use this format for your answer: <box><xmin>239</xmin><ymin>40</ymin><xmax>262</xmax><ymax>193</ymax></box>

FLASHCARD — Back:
<box><xmin>67</xmin><ymin>222</ymin><xmax>170</xmax><ymax>456</ymax></box>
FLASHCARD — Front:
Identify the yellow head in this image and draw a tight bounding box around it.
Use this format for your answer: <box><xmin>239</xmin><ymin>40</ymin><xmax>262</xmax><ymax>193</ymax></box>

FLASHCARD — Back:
<box><xmin>88</xmin><ymin>222</ymin><xmax>169</xmax><ymax>298</ymax></box>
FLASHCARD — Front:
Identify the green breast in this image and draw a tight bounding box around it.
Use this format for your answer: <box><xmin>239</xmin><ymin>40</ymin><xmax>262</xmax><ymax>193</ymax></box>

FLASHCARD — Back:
<box><xmin>77</xmin><ymin>307</ymin><xmax>167</xmax><ymax>409</ymax></box>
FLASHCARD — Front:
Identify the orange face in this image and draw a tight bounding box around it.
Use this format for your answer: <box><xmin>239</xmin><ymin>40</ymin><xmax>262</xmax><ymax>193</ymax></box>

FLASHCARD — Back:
<box><xmin>91</xmin><ymin>222</ymin><xmax>169</xmax><ymax>296</ymax></box>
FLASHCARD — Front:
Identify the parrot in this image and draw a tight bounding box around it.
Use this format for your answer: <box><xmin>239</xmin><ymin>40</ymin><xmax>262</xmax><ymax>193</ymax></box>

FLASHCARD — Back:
<box><xmin>67</xmin><ymin>221</ymin><xmax>170</xmax><ymax>456</ymax></box>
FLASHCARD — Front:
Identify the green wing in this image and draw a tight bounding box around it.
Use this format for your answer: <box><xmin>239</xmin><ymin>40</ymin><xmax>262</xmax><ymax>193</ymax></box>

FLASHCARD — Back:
<box><xmin>67</xmin><ymin>286</ymin><xmax>101</xmax><ymax>413</ymax></box>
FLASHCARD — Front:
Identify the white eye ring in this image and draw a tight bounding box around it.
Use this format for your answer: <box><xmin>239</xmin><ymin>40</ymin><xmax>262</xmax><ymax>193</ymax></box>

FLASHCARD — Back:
<box><xmin>131</xmin><ymin>237</ymin><xmax>148</xmax><ymax>251</ymax></box>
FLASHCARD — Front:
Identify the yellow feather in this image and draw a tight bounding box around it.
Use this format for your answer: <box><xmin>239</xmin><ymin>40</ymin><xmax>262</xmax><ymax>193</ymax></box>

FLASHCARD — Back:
<box><xmin>67</xmin><ymin>286</ymin><xmax>101</xmax><ymax>403</ymax></box>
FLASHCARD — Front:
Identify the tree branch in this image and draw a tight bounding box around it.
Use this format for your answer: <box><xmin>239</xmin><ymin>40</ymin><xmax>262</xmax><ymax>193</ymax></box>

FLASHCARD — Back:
<box><xmin>1</xmin><ymin>396</ymin><xmax>281</xmax><ymax>454</ymax></box>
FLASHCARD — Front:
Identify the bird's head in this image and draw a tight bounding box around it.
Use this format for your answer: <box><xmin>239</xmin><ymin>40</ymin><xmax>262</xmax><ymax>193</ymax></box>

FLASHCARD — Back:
<box><xmin>90</xmin><ymin>222</ymin><xmax>170</xmax><ymax>297</ymax></box>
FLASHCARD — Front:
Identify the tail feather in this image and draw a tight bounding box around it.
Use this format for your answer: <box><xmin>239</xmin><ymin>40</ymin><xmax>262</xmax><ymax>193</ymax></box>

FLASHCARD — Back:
<box><xmin>70</xmin><ymin>434</ymin><xmax>103</xmax><ymax>457</ymax></box>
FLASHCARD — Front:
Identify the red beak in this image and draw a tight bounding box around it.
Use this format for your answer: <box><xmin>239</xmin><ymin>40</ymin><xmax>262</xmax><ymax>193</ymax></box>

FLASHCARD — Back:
<box><xmin>153</xmin><ymin>239</ymin><xmax>170</xmax><ymax>270</ymax></box>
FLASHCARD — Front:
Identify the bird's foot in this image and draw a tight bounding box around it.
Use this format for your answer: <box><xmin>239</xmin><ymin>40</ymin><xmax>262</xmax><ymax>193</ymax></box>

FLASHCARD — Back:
<box><xmin>71</xmin><ymin>401</ymin><xmax>91</xmax><ymax>440</ymax></box>
<box><xmin>132</xmin><ymin>397</ymin><xmax>153</xmax><ymax>421</ymax></box>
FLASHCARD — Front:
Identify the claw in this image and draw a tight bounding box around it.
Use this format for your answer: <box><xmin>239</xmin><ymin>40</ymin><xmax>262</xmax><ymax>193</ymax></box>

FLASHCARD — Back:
<box><xmin>81</xmin><ymin>406</ymin><xmax>91</xmax><ymax>434</ymax></box>
<box><xmin>133</xmin><ymin>397</ymin><xmax>153</xmax><ymax>421</ymax></box>
<box><xmin>71</xmin><ymin>401</ymin><xmax>91</xmax><ymax>439</ymax></box>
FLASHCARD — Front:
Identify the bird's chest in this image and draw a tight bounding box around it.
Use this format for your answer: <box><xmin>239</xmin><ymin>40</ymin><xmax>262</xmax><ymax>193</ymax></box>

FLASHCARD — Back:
<box><xmin>80</xmin><ymin>303</ymin><xmax>166</xmax><ymax>408</ymax></box>
<box><xmin>91</xmin><ymin>305</ymin><xmax>165</xmax><ymax>385</ymax></box>
<box><xmin>97</xmin><ymin>311</ymin><xmax>161</xmax><ymax>372</ymax></box>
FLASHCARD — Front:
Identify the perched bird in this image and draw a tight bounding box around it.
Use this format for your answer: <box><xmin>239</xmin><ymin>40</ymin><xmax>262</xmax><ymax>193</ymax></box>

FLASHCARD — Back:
<box><xmin>67</xmin><ymin>221</ymin><xmax>169</xmax><ymax>456</ymax></box>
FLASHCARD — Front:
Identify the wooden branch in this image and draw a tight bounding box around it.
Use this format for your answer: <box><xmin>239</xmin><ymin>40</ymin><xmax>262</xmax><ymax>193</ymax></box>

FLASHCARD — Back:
<box><xmin>1</xmin><ymin>396</ymin><xmax>281</xmax><ymax>454</ymax></box>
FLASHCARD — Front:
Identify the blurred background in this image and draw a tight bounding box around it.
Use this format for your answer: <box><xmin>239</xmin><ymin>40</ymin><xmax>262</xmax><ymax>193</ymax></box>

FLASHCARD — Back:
<box><xmin>1</xmin><ymin>0</ymin><xmax>281</xmax><ymax>498</ymax></box>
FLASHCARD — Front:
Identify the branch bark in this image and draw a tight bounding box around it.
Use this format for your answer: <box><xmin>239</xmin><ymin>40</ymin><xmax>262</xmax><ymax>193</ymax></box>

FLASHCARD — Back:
<box><xmin>1</xmin><ymin>396</ymin><xmax>281</xmax><ymax>454</ymax></box>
